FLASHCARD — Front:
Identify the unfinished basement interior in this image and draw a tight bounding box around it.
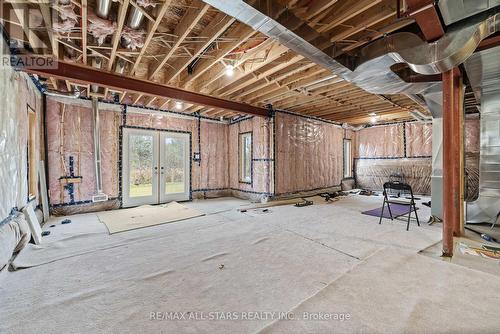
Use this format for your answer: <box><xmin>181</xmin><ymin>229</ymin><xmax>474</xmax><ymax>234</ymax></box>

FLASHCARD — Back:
<box><xmin>1</xmin><ymin>0</ymin><xmax>500</xmax><ymax>332</ymax></box>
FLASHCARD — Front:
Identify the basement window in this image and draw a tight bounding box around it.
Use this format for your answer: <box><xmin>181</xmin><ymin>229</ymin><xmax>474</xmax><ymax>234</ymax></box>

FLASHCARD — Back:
<box><xmin>343</xmin><ymin>139</ymin><xmax>353</xmax><ymax>179</ymax></box>
<box><xmin>239</xmin><ymin>132</ymin><xmax>252</xmax><ymax>183</ymax></box>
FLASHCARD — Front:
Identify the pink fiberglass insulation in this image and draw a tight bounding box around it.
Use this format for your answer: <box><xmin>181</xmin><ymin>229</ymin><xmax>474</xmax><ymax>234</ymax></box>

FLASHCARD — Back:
<box><xmin>356</xmin><ymin>124</ymin><xmax>404</xmax><ymax>158</ymax></box>
<box><xmin>355</xmin><ymin>158</ymin><xmax>432</xmax><ymax>195</ymax></box>
<box><xmin>228</xmin><ymin>117</ymin><xmax>272</xmax><ymax>195</ymax></box>
<box><xmin>465</xmin><ymin>118</ymin><xmax>480</xmax><ymax>200</ymax></box>
<box><xmin>274</xmin><ymin>112</ymin><xmax>343</xmax><ymax>195</ymax></box>
<box><xmin>406</xmin><ymin>122</ymin><xmax>432</xmax><ymax>157</ymax></box>
<box><xmin>125</xmin><ymin>111</ymin><xmax>229</xmax><ymax>192</ymax></box>
<box><xmin>122</xmin><ymin>27</ymin><xmax>145</xmax><ymax>50</ymax></box>
<box><xmin>88</xmin><ymin>13</ymin><xmax>116</xmax><ymax>45</ymax></box>
<box><xmin>46</xmin><ymin>98</ymin><xmax>120</xmax><ymax>205</ymax></box>
<box><xmin>465</xmin><ymin>118</ymin><xmax>480</xmax><ymax>153</ymax></box>
<box><xmin>198</xmin><ymin>121</ymin><xmax>229</xmax><ymax>191</ymax></box>
<box><xmin>0</xmin><ymin>67</ymin><xmax>42</xmax><ymax>220</ymax></box>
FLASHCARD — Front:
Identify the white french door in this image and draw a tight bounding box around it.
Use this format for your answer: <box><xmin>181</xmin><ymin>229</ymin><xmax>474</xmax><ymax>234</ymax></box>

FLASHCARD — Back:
<box><xmin>122</xmin><ymin>128</ymin><xmax>190</xmax><ymax>207</ymax></box>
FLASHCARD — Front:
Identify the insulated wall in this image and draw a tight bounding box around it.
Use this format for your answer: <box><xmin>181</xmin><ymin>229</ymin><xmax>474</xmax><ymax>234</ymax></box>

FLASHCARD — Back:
<box><xmin>228</xmin><ymin>116</ymin><xmax>273</xmax><ymax>199</ymax></box>
<box><xmin>46</xmin><ymin>98</ymin><xmax>230</xmax><ymax>214</ymax></box>
<box><xmin>46</xmin><ymin>98</ymin><xmax>121</xmax><ymax>208</ymax></box>
<box><xmin>354</xmin><ymin>120</ymin><xmax>480</xmax><ymax>197</ymax></box>
<box><xmin>274</xmin><ymin>112</ymin><xmax>344</xmax><ymax>196</ymax></box>
<box><xmin>0</xmin><ymin>44</ymin><xmax>43</xmax><ymax>221</ymax></box>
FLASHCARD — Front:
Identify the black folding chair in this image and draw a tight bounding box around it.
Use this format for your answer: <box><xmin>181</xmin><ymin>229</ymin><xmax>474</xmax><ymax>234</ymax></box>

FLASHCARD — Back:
<box><xmin>379</xmin><ymin>181</ymin><xmax>420</xmax><ymax>231</ymax></box>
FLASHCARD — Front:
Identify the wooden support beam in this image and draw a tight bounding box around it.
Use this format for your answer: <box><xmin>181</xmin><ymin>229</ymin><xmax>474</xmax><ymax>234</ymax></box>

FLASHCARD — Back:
<box><xmin>130</xmin><ymin>0</ymin><xmax>173</xmax><ymax>75</ymax></box>
<box><xmin>179</xmin><ymin>24</ymin><xmax>255</xmax><ymax>88</ymax></box>
<box><xmin>442</xmin><ymin>67</ymin><xmax>464</xmax><ymax>257</ymax></box>
<box><xmin>148</xmin><ymin>0</ymin><xmax>210</xmax><ymax>80</ymax></box>
<box><xmin>22</xmin><ymin>60</ymin><xmax>269</xmax><ymax>117</ymax></box>
<box><xmin>161</xmin><ymin>12</ymin><xmax>235</xmax><ymax>84</ymax></box>
<box><xmin>329</xmin><ymin>1</ymin><xmax>396</xmax><ymax>43</ymax></box>
<box><xmin>316</xmin><ymin>0</ymin><xmax>383</xmax><ymax>33</ymax></box>
<box><xmin>405</xmin><ymin>0</ymin><xmax>444</xmax><ymax>42</ymax></box>
<box><xmin>81</xmin><ymin>0</ymin><xmax>87</xmax><ymax>64</ymax></box>
<box><xmin>107</xmin><ymin>0</ymin><xmax>129</xmax><ymax>71</ymax></box>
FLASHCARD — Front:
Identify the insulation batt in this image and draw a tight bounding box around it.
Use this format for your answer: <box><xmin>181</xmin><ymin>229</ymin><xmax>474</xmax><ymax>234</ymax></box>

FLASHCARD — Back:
<box><xmin>46</xmin><ymin>99</ymin><xmax>120</xmax><ymax>204</ymax></box>
<box><xmin>229</xmin><ymin>117</ymin><xmax>272</xmax><ymax>196</ymax></box>
<box><xmin>88</xmin><ymin>13</ymin><xmax>117</xmax><ymax>45</ymax></box>
<box><xmin>51</xmin><ymin>3</ymin><xmax>79</xmax><ymax>34</ymax></box>
<box><xmin>46</xmin><ymin>103</ymin><xmax>230</xmax><ymax>210</ymax></box>
<box><xmin>136</xmin><ymin>0</ymin><xmax>157</xmax><ymax>8</ymax></box>
<box><xmin>0</xmin><ymin>37</ymin><xmax>43</xmax><ymax>221</ymax></box>
<box><xmin>53</xmin><ymin>19</ymin><xmax>77</xmax><ymax>34</ymax></box>
<box><xmin>122</xmin><ymin>27</ymin><xmax>146</xmax><ymax>50</ymax></box>
<box><xmin>274</xmin><ymin>113</ymin><xmax>343</xmax><ymax>195</ymax></box>
<box><xmin>354</xmin><ymin>119</ymin><xmax>480</xmax><ymax>197</ymax></box>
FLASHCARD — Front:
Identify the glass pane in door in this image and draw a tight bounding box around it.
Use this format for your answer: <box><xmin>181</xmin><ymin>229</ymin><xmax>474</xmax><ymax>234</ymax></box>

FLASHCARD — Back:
<box><xmin>129</xmin><ymin>134</ymin><xmax>154</xmax><ymax>197</ymax></box>
<box><xmin>163</xmin><ymin>137</ymin><xmax>186</xmax><ymax>194</ymax></box>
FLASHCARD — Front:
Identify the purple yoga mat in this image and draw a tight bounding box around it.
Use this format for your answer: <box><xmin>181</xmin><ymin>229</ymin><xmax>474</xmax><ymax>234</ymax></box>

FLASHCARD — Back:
<box><xmin>362</xmin><ymin>203</ymin><xmax>418</xmax><ymax>219</ymax></box>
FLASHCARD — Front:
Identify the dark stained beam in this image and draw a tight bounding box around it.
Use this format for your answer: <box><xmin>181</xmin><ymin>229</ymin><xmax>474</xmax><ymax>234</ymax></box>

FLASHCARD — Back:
<box><xmin>405</xmin><ymin>0</ymin><xmax>444</xmax><ymax>41</ymax></box>
<box><xmin>20</xmin><ymin>60</ymin><xmax>269</xmax><ymax>117</ymax></box>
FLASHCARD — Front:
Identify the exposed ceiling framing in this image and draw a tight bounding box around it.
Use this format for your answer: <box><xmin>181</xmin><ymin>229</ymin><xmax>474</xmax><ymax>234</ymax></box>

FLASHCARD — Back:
<box><xmin>1</xmin><ymin>0</ymin><xmax>441</xmax><ymax>124</ymax></box>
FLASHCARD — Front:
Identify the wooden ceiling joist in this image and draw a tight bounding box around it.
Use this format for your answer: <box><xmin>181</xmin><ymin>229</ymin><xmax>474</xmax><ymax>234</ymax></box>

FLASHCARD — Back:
<box><xmin>148</xmin><ymin>0</ymin><xmax>210</xmax><ymax>80</ymax></box>
<box><xmin>23</xmin><ymin>60</ymin><xmax>269</xmax><ymax>116</ymax></box>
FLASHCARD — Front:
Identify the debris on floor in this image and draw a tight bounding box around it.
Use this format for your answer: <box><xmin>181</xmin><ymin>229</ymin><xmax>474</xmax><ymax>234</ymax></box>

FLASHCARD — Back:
<box><xmin>458</xmin><ymin>242</ymin><xmax>500</xmax><ymax>260</ymax></box>
<box><xmin>294</xmin><ymin>200</ymin><xmax>313</xmax><ymax>207</ymax></box>
<box><xmin>359</xmin><ymin>189</ymin><xmax>376</xmax><ymax>196</ymax></box>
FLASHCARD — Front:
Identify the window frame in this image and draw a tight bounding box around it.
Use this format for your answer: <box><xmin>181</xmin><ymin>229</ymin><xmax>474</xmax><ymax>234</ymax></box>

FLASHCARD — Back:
<box><xmin>343</xmin><ymin>138</ymin><xmax>353</xmax><ymax>179</ymax></box>
<box><xmin>238</xmin><ymin>131</ymin><xmax>253</xmax><ymax>184</ymax></box>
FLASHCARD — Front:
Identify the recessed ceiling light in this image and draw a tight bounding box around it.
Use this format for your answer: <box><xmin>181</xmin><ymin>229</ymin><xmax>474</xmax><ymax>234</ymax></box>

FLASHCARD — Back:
<box><xmin>225</xmin><ymin>64</ymin><xmax>235</xmax><ymax>77</ymax></box>
<box><xmin>175</xmin><ymin>101</ymin><xmax>183</xmax><ymax>110</ymax></box>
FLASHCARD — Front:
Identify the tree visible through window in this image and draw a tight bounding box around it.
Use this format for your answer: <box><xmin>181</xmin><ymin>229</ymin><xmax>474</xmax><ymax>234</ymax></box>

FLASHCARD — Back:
<box><xmin>239</xmin><ymin>132</ymin><xmax>252</xmax><ymax>183</ymax></box>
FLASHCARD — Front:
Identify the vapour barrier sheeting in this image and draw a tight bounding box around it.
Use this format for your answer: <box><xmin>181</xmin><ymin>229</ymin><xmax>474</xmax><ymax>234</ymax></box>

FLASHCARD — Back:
<box><xmin>465</xmin><ymin>118</ymin><xmax>480</xmax><ymax>153</ymax></box>
<box><xmin>46</xmin><ymin>99</ymin><xmax>120</xmax><ymax>204</ymax></box>
<box><xmin>465</xmin><ymin>118</ymin><xmax>480</xmax><ymax>201</ymax></box>
<box><xmin>0</xmin><ymin>212</ymin><xmax>31</xmax><ymax>271</ymax></box>
<box><xmin>198</xmin><ymin>122</ymin><xmax>229</xmax><ymax>191</ymax></box>
<box><xmin>274</xmin><ymin>112</ymin><xmax>343</xmax><ymax>195</ymax></box>
<box><xmin>355</xmin><ymin>158</ymin><xmax>432</xmax><ymax>195</ymax></box>
<box><xmin>126</xmin><ymin>111</ymin><xmax>229</xmax><ymax>191</ymax></box>
<box><xmin>406</xmin><ymin>122</ymin><xmax>432</xmax><ymax>157</ymax></box>
<box><xmin>356</xmin><ymin>124</ymin><xmax>404</xmax><ymax>158</ymax></box>
<box><xmin>229</xmin><ymin>117</ymin><xmax>272</xmax><ymax>195</ymax></box>
<box><xmin>0</xmin><ymin>57</ymin><xmax>42</xmax><ymax>220</ymax></box>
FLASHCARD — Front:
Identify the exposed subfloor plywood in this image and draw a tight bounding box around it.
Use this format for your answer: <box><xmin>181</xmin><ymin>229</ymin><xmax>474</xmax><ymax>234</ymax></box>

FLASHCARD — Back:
<box><xmin>2</xmin><ymin>195</ymin><xmax>499</xmax><ymax>333</ymax></box>
<box><xmin>97</xmin><ymin>202</ymin><xmax>205</xmax><ymax>234</ymax></box>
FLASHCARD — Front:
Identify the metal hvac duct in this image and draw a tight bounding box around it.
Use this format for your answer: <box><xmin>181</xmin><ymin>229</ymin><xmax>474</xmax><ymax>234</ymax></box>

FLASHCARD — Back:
<box><xmin>127</xmin><ymin>6</ymin><xmax>144</xmax><ymax>29</ymax></box>
<box><xmin>91</xmin><ymin>57</ymin><xmax>103</xmax><ymax>93</ymax></box>
<box><xmin>91</xmin><ymin>97</ymin><xmax>108</xmax><ymax>202</ymax></box>
<box><xmin>44</xmin><ymin>87</ymin><xmax>81</xmax><ymax>99</ymax></box>
<box><xmin>121</xmin><ymin>5</ymin><xmax>145</xmax><ymax>49</ymax></box>
<box><xmin>438</xmin><ymin>0</ymin><xmax>500</xmax><ymax>25</ymax></box>
<box><xmin>95</xmin><ymin>0</ymin><xmax>113</xmax><ymax>19</ymax></box>
<box><xmin>202</xmin><ymin>0</ymin><xmax>500</xmax><ymax>96</ymax></box>
<box><xmin>464</xmin><ymin>46</ymin><xmax>500</xmax><ymax>224</ymax></box>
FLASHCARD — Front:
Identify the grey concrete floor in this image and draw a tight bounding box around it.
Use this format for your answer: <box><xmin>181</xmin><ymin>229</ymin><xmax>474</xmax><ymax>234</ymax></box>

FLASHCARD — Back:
<box><xmin>1</xmin><ymin>195</ymin><xmax>499</xmax><ymax>333</ymax></box>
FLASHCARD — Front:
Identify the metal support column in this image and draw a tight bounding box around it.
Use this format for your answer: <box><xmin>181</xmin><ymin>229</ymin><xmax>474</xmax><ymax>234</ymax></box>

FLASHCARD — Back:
<box><xmin>442</xmin><ymin>68</ymin><xmax>465</xmax><ymax>257</ymax></box>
